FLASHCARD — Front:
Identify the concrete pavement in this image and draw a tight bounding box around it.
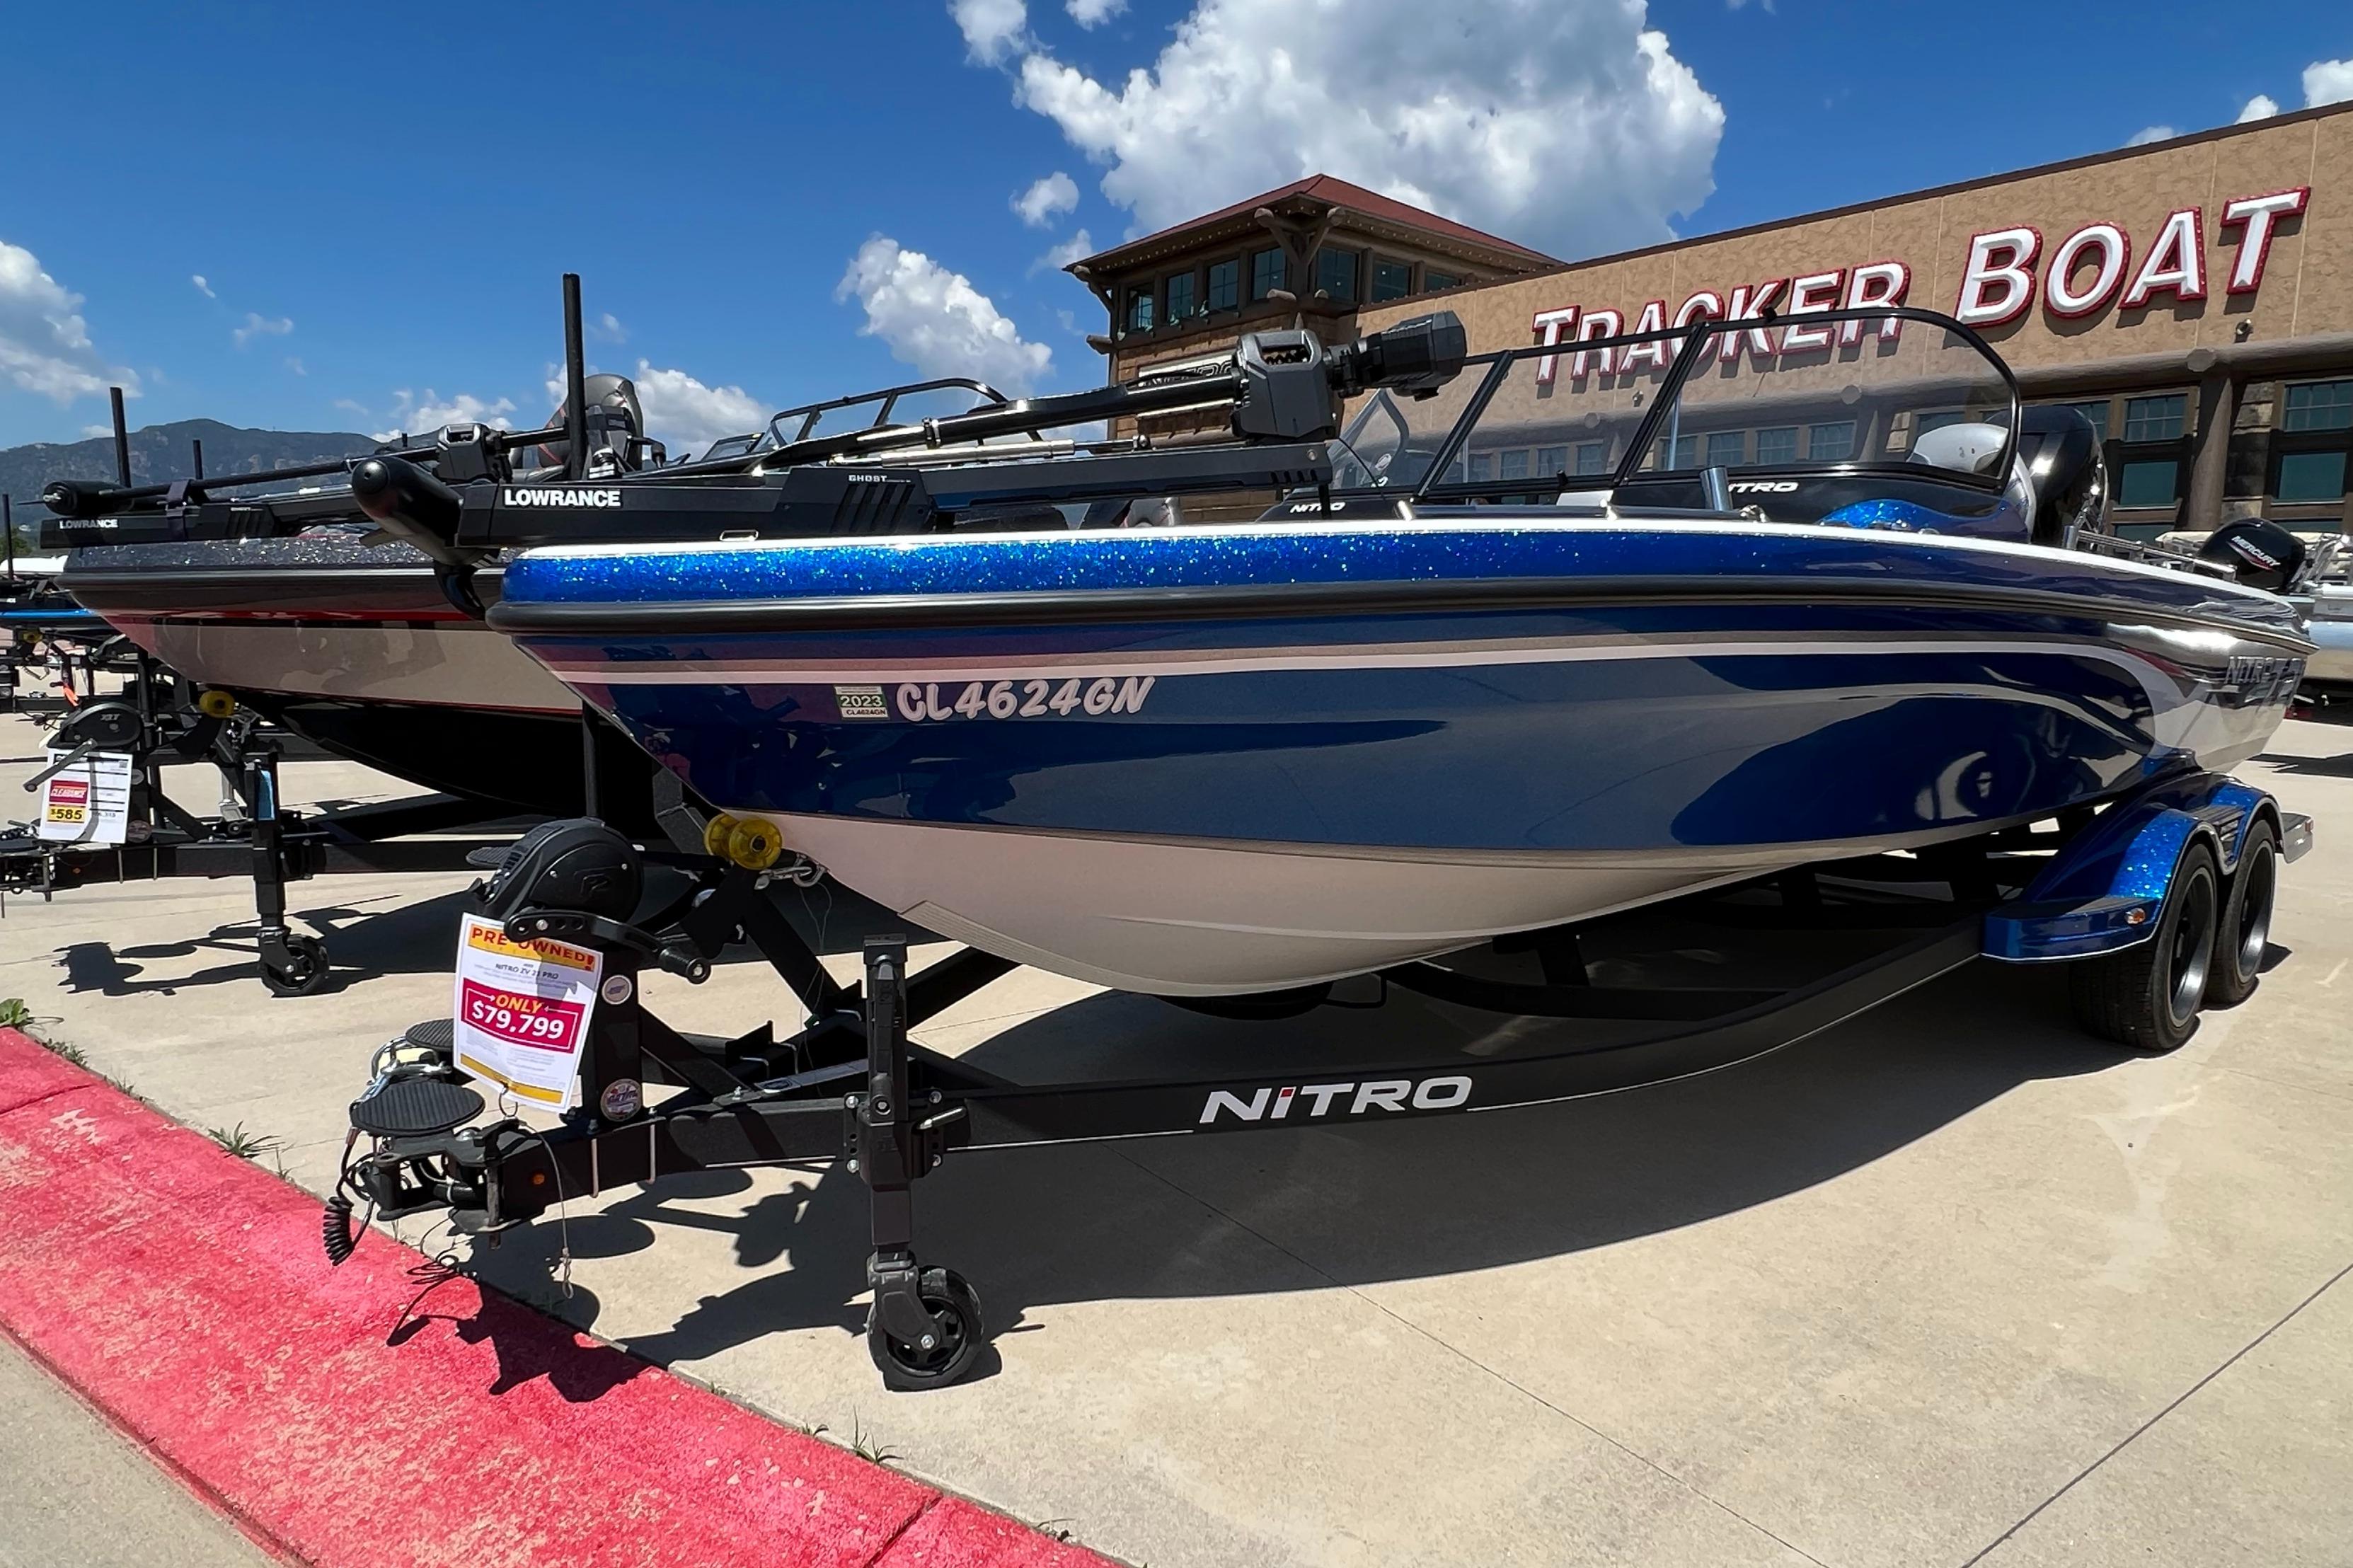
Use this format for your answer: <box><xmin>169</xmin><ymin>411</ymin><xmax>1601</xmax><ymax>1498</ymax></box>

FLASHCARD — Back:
<box><xmin>1</xmin><ymin>711</ymin><xmax>2348</xmax><ymax>1567</ymax></box>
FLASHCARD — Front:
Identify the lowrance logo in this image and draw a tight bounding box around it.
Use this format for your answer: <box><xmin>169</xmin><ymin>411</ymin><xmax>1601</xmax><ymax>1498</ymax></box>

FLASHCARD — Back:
<box><xmin>500</xmin><ymin>487</ymin><xmax>623</xmax><ymax>508</ymax></box>
<box><xmin>1199</xmin><ymin>1075</ymin><xmax>1472</xmax><ymax>1125</ymax></box>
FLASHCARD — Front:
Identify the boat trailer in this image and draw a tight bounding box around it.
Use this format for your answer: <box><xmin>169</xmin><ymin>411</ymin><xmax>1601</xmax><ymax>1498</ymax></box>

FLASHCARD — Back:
<box><xmin>326</xmin><ymin>770</ymin><xmax>2308</xmax><ymax>1388</ymax></box>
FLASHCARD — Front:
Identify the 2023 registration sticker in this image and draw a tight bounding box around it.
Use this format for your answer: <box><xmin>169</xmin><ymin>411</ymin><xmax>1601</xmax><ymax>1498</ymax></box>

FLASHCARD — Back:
<box><xmin>857</xmin><ymin>676</ymin><xmax>1158</xmax><ymax>722</ymax></box>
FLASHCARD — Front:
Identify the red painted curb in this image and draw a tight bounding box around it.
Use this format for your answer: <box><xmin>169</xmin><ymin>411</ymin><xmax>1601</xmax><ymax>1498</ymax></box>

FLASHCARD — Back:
<box><xmin>0</xmin><ymin>1027</ymin><xmax>1117</xmax><ymax>1568</ymax></box>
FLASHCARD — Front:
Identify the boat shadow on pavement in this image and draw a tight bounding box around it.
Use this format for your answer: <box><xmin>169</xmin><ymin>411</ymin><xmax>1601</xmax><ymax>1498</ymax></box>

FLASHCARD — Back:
<box><xmin>459</xmin><ymin>955</ymin><xmax>2141</xmax><ymax>1388</ymax></box>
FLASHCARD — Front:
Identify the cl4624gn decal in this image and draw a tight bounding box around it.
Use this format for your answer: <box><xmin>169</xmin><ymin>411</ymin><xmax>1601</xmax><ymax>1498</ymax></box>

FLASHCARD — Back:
<box><xmin>838</xmin><ymin>676</ymin><xmax>1159</xmax><ymax>722</ymax></box>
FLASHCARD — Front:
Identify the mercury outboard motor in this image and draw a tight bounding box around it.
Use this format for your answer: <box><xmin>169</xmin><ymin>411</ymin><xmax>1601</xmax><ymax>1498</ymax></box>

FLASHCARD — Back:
<box><xmin>477</xmin><ymin>817</ymin><xmax>643</xmax><ymax>922</ymax></box>
<box><xmin>2198</xmin><ymin>518</ymin><xmax>2307</xmax><ymax>593</ymax></box>
<box><xmin>536</xmin><ymin>374</ymin><xmax>647</xmax><ymax>475</ymax></box>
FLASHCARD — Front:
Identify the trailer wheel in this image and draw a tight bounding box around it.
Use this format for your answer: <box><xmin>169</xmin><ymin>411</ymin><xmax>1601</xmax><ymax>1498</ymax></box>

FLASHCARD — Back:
<box><xmin>261</xmin><ymin>934</ymin><xmax>330</xmax><ymax>997</ymax></box>
<box><xmin>2206</xmin><ymin>819</ymin><xmax>2278</xmax><ymax>1008</ymax></box>
<box><xmin>2069</xmin><ymin>841</ymin><xmax>2219</xmax><ymax>1052</ymax></box>
<box><xmin>868</xmin><ymin>1267</ymin><xmax>984</xmax><ymax>1390</ymax></box>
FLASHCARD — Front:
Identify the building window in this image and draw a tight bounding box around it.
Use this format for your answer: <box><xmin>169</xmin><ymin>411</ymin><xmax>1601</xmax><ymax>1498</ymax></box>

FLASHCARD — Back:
<box><xmin>1250</xmin><ymin>248</ymin><xmax>1287</xmax><ymax>301</ymax></box>
<box><xmin>1536</xmin><ymin>445</ymin><xmax>1568</xmax><ymax>476</ymax></box>
<box><xmin>1163</xmin><ymin>271</ymin><xmax>1197</xmax><ymax>325</ymax></box>
<box><xmin>1425</xmin><ymin>270</ymin><xmax>1461</xmax><ymax>293</ymax></box>
<box><xmin>1370</xmin><ymin>258</ymin><xmax>1412</xmax><ymax>303</ymax></box>
<box><xmin>2056</xmin><ymin>400</ymin><xmax>2111</xmax><ymax>442</ymax></box>
<box><xmin>2274</xmin><ymin>451</ymin><xmax>2349</xmax><ymax>503</ymax></box>
<box><xmin>1206</xmin><ymin>259</ymin><xmax>1240</xmax><ymax>313</ymax></box>
<box><xmin>1756</xmin><ymin>427</ymin><xmax>1798</xmax><ymax>465</ymax></box>
<box><xmin>1313</xmin><ymin>248</ymin><xmax>1360</xmax><ymax>304</ymax></box>
<box><xmin>1125</xmin><ymin>287</ymin><xmax>1154</xmax><ymax>334</ymax></box>
<box><xmin>2117</xmin><ymin>459</ymin><xmax>2181</xmax><ymax>508</ymax></box>
<box><xmin>1468</xmin><ymin>451</ymin><xmax>1495</xmax><ymax>483</ymax></box>
<box><xmin>1575</xmin><ymin>442</ymin><xmax>1609</xmax><ymax>475</ymax></box>
<box><xmin>2283</xmin><ymin>380</ymin><xmax>2353</xmax><ymax>432</ymax></box>
<box><xmin>1807</xmin><ymin>422</ymin><xmax>1856</xmax><ymax>462</ymax></box>
<box><xmin>1656</xmin><ymin>434</ymin><xmax>1700</xmax><ymax>470</ymax></box>
<box><xmin>1500</xmin><ymin>449</ymin><xmax>1530</xmax><ymax>481</ymax></box>
<box><xmin>1704</xmin><ymin>431</ymin><xmax>1745</xmax><ymax>468</ymax></box>
<box><xmin>2123</xmin><ymin>394</ymin><xmax>2187</xmax><ymax>442</ymax></box>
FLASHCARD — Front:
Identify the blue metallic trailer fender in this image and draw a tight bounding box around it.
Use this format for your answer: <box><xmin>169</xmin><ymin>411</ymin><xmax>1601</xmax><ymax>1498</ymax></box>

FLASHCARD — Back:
<box><xmin>1982</xmin><ymin>771</ymin><xmax>2312</xmax><ymax>963</ymax></box>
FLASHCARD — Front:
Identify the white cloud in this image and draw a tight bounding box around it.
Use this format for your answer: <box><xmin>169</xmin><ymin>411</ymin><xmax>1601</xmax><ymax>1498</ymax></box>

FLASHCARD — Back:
<box><xmin>284</xmin><ymin>356</ymin><xmax>306</xmax><ymax>376</ymax></box>
<box><xmin>80</xmin><ymin>423</ymin><xmax>112</xmax><ymax>439</ymax></box>
<box><xmin>373</xmin><ymin>388</ymin><xmax>517</xmax><ymax>441</ymax></box>
<box><xmin>232</xmin><ymin>311</ymin><xmax>293</xmax><ymax>347</ymax></box>
<box><xmin>2236</xmin><ymin>93</ymin><xmax>2279</xmax><ymax>124</ymax></box>
<box><xmin>2126</xmin><ymin>124</ymin><xmax>2178</xmax><ymax>146</ymax></box>
<box><xmin>628</xmin><ymin>361</ymin><xmax>770</xmax><ymax>454</ymax></box>
<box><xmin>1013</xmin><ymin>171</ymin><xmax>1080</xmax><ymax>227</ymax></box>
<box><xmin>1067</xmin><ymin>0</ymin><xmax>1124</xmax><ymax>23</ymax></box>
<box><xmin>333</xmin><ymin>398</ymin><xmax>369</xmax><ymax>416</ymax></box>
<box><xmin>838</xmin><ymin>235</ymin><xmax>1052</xmax><ymax>394</ymax></box>
<box><xmin>951</xmin><ymin>0</ymin><xmax>1026</xmax><ymax>61</ymax></box>
<box><xmin>1032</xmin><ymin>227</ymin><xmax>1095</xmax><ymax>274</ymax></box>
<box><xmin>996</xmin><ymin>0</ymin><xmax>1722</xmax><ymax>258</ymax></box>
<box><xmin>591</xmin><ymin>311</ymin><xmax>628</xmax><ymax>343</ymax></box>
<box><xmin>0</xmin><ymin>239</ymin><xmax>137</xmax><ymax>404</ymax></box>
<box><xmin>2307</xmin><ymin>57</ymin><xmax>2353</xmax><ymax>108</ymax></box>
<box><xmin>190</xmin><ymin>274</ymin><xmax>215</xmax><ymax>299</ymax></box>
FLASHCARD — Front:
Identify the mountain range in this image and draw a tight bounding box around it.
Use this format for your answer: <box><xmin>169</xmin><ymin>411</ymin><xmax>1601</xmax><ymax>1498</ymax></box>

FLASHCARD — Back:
<box><xmin>1</xmin><ymin>419</ymin><xmax>372</xmax><ymax>546</ymax></box>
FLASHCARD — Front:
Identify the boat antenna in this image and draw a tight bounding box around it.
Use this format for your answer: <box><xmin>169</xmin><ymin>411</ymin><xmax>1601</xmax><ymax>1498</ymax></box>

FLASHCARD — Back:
<box><xmin>192</xmin><ymin>438</ymin><xmax>205</xmax><ymax>480</ymax></box>
<box><xmin>561</xmin><ymin>273</ymin><xmax>589</xmax><ymax>482</ymax></box>
<box><xmin>110</xmin><ymin>386</ymin><xmax>131</xmax><ymax>487</ymax></box>
<box><xmin>4</xmin><ymin>493</ymin><xmax>13</xmax><ymax>580</ymax></box>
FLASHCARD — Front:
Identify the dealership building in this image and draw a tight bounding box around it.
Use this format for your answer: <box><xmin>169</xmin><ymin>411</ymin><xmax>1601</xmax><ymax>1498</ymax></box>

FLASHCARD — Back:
<box><xmin>1073</xmin><ymin>100</ymin><xmax>2353</xmax><ymax>538</ymax></box>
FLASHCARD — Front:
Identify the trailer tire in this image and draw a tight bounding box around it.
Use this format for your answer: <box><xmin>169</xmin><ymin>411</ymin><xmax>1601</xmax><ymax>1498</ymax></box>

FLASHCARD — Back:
<box><xmin>2207</xmin><ymin>818</ymin><xmax>2278</xmax><ymax>1008</ymax></box>
<box><xmin>2069</xmin><ymin>840</ymin><xmax>2219</xmax><ymax>1053</ymax></box>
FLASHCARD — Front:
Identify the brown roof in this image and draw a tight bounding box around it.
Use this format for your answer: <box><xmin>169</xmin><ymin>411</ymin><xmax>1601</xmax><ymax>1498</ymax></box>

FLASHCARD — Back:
<box><xmin>1071</xmin><ymin>174</ymin><xmax>1558</xmax><ymax>274</ymax></box>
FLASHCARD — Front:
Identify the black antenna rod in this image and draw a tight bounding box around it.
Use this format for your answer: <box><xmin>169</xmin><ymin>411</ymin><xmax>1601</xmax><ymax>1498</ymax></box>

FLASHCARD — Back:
<box><xmin>4</xmin><ymin>493</ymin><xmax>13</xmax><ymax>579</ymax></box>
<box><xmin>110</xmin><ymin>387</ymin><xmax>131</xmax><ymax>486</ymax></box>
<box><xmin>561</xmin><ymin>273</ymin><xmax>588</xmax><ymax>482</ymax></box>
<box><xmin>192</xmin><ymin>438</ymin><xmax>205</xmax><ymax>480</ymax></box>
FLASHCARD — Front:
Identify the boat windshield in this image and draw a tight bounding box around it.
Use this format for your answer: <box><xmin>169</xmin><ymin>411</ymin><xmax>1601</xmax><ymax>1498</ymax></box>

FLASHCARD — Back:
<box><xmin>1402</xmin><ymin>305</ymin><xmax>2021</xmax><ymax>504</ymax></box>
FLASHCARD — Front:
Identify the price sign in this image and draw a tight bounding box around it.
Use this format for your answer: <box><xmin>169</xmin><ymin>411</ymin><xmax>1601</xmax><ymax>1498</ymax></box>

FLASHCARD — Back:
<box><xmin>36</xmin><ymin>750</ymin><xmax>134</xmax><ymax>846</ymax></box>
<box><xmin>449</xmin><ymin>913</ymin><xmax>603</xmax><ymax>1110</ymax></box>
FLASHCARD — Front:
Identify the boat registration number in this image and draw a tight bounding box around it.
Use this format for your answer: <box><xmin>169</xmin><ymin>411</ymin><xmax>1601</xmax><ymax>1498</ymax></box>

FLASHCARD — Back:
<box><xmin>839</xmin><ymin>677</ymin><xmax>1157</xmax><ymax>722</ymax></box>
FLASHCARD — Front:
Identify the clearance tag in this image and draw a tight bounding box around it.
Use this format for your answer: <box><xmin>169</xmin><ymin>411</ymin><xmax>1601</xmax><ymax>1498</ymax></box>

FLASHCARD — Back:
<box><xmin>449</xmin><ymin>913</ymin><xmax>602</xmax><ymax>1111</ymax></box>
<box><xmin>36</xmin><ymin>749</ymin><xmax>134</xmax><ymax>846</ymax></box>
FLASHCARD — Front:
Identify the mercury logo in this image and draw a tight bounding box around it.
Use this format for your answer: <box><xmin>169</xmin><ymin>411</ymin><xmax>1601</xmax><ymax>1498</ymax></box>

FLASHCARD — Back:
<box><xmin>1199</xmin><ymin>1075</ymin><xmax>1473</xmax><ymax>1125</ymax></box>
<box><xmin>500</xmin><ymin>487</ymin><xmax>623</xmax><ymax>507</ymax></box>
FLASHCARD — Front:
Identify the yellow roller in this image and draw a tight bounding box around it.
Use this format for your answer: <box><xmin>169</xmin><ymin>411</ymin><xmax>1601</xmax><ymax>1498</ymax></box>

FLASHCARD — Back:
<box><xmin>723</xmin><ymin>817</ymin><xmax>783</xmax><ymax>870</ymax></box>
<box><xmin>701</xmin><ymin>812</ymin><xmax>741</xmax><ymax>859</ymax></box>
<box><xmin>195</xmin><ymin>689</ymin><xmax>238</xmax><ymax>718</ymax></box>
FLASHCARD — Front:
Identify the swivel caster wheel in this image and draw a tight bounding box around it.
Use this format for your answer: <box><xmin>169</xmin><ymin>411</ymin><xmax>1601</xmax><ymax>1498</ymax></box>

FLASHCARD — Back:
<box><xmin>867</xmin><ymin>1267</ymin><xmax>984</xmax><ymax>1390</ymax></box>
<box><xmin>260</xmin><ymin>933</ymin><xmax>331</xmax><ymax>997</ymax></box>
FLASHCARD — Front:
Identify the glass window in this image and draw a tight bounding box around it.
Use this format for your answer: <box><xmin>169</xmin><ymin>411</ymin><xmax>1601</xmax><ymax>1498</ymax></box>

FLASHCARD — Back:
<box><xmin>1576</xmin><ymin>442</ymin><xmax>1609</xmax><ymax>475</ymax></box>
<box><xmin>1250</xmin><ymin>248</ymin><xmax>1287</xmax><ymax>301</ymax></box>
<box><xmin>2117</xmin><ymin>459</ymin><xmax>2180</xmax><ymax>507</ymax></box>
<box><xmin>1704</xmin><ymin>431</ymin><xmax>1745</xmax><ymax>468</ymax></box>
<box><xmin>1125</xmin><ymin>287</ymin><xmax>1154</xmax><ymax>333</ymax></box>
<box><xmin>2276</xmin><ymin>451</ymin><xmax>2349</xmax><ymax>502</ymax></box>
<box><xmin>1163</xmin><ymin>272</ymin><xmax>1197</xmax><ymax>325</ymax></box>
<box><xmin>1536</xmin><ymin>445</ymin><xmax>1568</xmax><ymax>476</ymax></box>
<box><xmin>1425</xmin><ymin>270</ymin><xmax>1461</xmax><ymax>293</ymax></box>
<box><xmin>1468</xmin><ymin>451</ymin><xmax>1495</xmax><ymax>483</ymax></box>
<box><xmin>1756</xmin><ymin>427</ymin><xmax>1798</xmax><ymax>465</ymax></box>
<box><xmin>2124</xmin><ymin>393</ymin><xmax>2187</xmax><ymax>442</ymax></box>
<box><xmin>1807</xmin><ymin>422</ymin><xmax>1856</xmax><ymax>461</ymax></box>
<box><xmin>1370</xmin><ymin>258</ymin><xmax>1412</xmax><ymax>303</ymax></box>
<box><xmin>1313</xmin><ymin>248</ymin><xmax>1359</xmax><ymax>304</ymax></box>
<box><xmin>1500</xmin><ymin>449</ymin><xmax>1530</xmax><ymax>481</ymax></box>
<box><xmin>1205</xmin><ymin>259</ymin><xmax>1240</xmax><ymax>313</ymax></box>
<box><xmin>1655</xmin><ymin>434</ymin><xmax>1700</xmax><ymax>470</ymax></box>
<box><xmin>2284</xmin><ymin>380</ymin><xmax>2353</xmax><ymax>432</ymax></box>
<box><xmin>2059</xmin><ymin>400</ymin><xmax>2111</xmax><ymax>442</ymax></box>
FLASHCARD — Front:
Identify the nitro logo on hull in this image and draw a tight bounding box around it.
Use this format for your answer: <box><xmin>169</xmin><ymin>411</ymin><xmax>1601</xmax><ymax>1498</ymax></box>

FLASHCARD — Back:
<box><xmin>500</xmin><ymin>487</ymin><xmax>623</xmax><ymax>508</ymax></box>
<box><xmin>1199</xmin><ymin>1076</ymin><xmax>1472</xmax><ymax>1125</ymax></box>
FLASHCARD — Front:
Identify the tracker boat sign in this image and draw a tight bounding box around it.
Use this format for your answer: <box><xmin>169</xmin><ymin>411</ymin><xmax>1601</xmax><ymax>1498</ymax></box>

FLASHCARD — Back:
<box><xmin>1529</xmin><ymin>185</ymin><xmax>2311</xmax><ymax>379</ymax></box>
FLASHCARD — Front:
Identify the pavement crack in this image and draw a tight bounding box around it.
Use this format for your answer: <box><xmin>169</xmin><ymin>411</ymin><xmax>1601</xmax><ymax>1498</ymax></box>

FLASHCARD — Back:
<box><xmin>1956</xmin><ymin>1252</ymin><xmax>2353</xmax><ymax>1567</ymax></box>
<box><xmin>1115</xmin><ymin>1148</ymin><xmax>1836</xmax><ymax>1568</ymax></box>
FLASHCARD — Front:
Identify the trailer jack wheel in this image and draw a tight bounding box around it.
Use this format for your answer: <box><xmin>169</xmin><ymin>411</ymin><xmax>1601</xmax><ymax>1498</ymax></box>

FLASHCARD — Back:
<box><xmin>867</xmin><ymin>1264</ymin><xmax>984</xmax><ymax>1390</ymax></box>
<box><xmin>260</xmin><ymin>933</ymin><xmax>330</xmax><ymax>996</ymax></box>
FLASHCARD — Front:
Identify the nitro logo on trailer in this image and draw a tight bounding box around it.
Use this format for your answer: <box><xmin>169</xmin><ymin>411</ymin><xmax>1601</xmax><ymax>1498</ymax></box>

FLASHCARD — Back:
<box><xmin>1199</xmin><ymin>1076</ymin><xmax>1473</xmax><ymax>1125</ymax></box>
<box><xmin>500</xmin><ymin>487</ymin><xmax>623</xmax><ymax>507</ymax></box>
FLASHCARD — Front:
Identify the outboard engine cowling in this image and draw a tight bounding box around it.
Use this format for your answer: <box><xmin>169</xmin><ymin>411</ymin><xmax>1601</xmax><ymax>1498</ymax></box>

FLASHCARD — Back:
<box><xmin>2013</xmin><ymin>405</ymin><xmax>2106</xmax><ymax>547</ymax></box>
<box><xmin>478</xmin><ymin>818</ymin><xmax>643</xmax><ymax>921</ymax></box>
<box><xmin>537</xmin><ymin>374</ymin><xmax>646</xmax><ymax>473</ymax></box>
<box><xmin>2198</xmin><ymin>518</ymin><xmax>2306</xmax><ymax>593</ymax></box>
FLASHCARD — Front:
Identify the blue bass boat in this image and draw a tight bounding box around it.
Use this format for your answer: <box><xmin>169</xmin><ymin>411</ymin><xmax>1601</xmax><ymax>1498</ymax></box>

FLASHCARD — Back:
<box><xmin>483</xmin><ymin>308</ymin><xmax>2312</xmax><ymax>994</ymax></box>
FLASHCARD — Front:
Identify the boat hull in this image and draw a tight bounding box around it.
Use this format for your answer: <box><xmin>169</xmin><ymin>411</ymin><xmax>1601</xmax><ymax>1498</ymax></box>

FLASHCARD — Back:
<box><xmin>498</xmin><ymin>520</ymin><xmax>2312</xmax><ymax>993</ymax></box>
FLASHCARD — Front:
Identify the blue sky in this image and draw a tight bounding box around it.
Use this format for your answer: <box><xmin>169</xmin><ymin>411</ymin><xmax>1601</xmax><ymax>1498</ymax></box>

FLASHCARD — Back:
<box><xmin>2</xmin><ymin>0</ymin><xmax>2347</xmax><ymax>454</ymax></box>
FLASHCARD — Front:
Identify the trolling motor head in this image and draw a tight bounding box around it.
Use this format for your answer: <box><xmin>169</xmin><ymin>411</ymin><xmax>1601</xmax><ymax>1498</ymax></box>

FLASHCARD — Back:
<box><xmin>1230</xmin><ymin>312</ymin><xmax>1469</xmax><ymax>442</ymax></box>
